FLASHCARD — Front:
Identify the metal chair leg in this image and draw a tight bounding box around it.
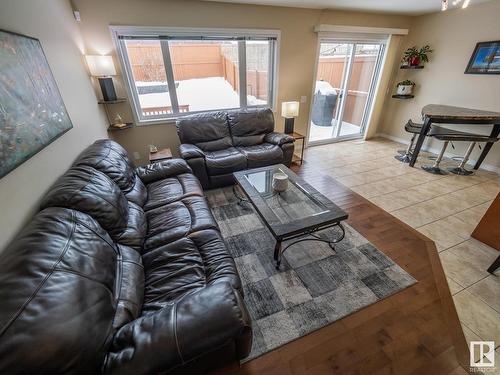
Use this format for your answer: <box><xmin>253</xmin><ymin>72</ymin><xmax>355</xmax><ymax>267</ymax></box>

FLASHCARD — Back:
<box><xmin>449</xmin><ymin>142</ymin><xmax>476</xmax><ymax>176</ymax></box>
<box><xmin>395</xmin><ymin>134</ymin><xmax>417</xmax><ymax>163</ymax></box>
<box><xmin>421</xmin><ymin>141</ymin><xmax>449</xmax><ymax>175</ymax></box>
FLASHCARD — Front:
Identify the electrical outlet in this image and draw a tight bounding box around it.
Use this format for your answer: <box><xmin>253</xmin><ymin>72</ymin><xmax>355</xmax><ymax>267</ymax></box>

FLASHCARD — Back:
<box><xmin>300</xmin><ymin>96</ymin><xmax>307</xmax><ymax>103</ymax></box>
<box><xmin>133</xmin><ymin>152</ymin><xmax>141</xmax><ymax>160</ymax></box>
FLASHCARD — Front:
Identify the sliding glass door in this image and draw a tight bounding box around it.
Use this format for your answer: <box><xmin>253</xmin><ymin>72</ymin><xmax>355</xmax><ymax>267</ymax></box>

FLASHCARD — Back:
<box><xmin>308</xmin><ymin>40</ymin><xmax>385</xmax><ymax>144</ymax></box>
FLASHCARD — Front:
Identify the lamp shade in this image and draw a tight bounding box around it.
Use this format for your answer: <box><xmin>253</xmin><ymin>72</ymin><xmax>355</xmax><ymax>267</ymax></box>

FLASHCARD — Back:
<box><xmin>85</xmin><ymin>55</ymin><xmax>116</xmax><ymax>77</ymax></box>
<box><xmin>282</xmin><ymin>101</ymin><xmax>300</xmax><ymax>118</ymax></box>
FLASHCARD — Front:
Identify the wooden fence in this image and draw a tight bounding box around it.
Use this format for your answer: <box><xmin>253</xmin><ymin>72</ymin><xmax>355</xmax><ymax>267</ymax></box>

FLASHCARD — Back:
<box><xmin>222</xmin><ymin>56</ymin><xmax>268</xmax><ymax>100</ymax></box>
<box><xmin>316</xmin><ymin>55</ymin><xmax>376</xmax><ymax>125</ymax></box>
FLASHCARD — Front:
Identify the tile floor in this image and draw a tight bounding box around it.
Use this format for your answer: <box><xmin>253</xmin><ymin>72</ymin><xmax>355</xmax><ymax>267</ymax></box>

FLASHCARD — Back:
<box><xmin>303</xmin><ymin>137</ymin><xmax>500</xmax><ymax>369</ymax></box>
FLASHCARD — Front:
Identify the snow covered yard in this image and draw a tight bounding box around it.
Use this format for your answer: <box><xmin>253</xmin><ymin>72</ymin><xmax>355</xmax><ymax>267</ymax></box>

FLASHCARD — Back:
<box><xmin>137</xmin><ymin>76</ymin><xmax>265</xmax><ymax>115</ymax></box>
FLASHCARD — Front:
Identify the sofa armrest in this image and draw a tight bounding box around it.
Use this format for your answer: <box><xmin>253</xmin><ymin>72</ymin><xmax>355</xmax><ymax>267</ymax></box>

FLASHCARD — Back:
<box><xmin>136</xmin><ymin>158</ymin><xmax>192</xmax><ymax>184</ymax></box>
<box><xmin>179</xmin><ymin>144</ymin><xmax>205</xmax><ymax>160</ymax></box>
<box><xmin>265</xmin><ymin>132</ymin><xmax>294</xmax><ymax>146</ymax></box>
<box><xmin>104</xmin><ymin>283</ymin><xmax>252</xmax><ymax>374</ymax></box>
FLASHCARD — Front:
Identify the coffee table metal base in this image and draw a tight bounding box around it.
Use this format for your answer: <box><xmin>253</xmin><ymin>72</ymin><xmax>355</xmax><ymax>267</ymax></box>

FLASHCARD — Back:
<box><xmin>232</xmin><ymin>181</ymin><xmax>348</xmax><ymax>269</ymax></box>
<box><xmin>273</xmin><ymin>222</ymin><xmax>345</xmax><ymax>269</ymax></box>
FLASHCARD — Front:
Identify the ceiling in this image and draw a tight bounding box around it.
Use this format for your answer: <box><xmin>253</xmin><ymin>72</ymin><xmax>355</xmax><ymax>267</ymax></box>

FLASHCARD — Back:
<box><xmin>201</xmin><ymin>0</ymin><xmax>494</xmax><ymax>15</ymax></box>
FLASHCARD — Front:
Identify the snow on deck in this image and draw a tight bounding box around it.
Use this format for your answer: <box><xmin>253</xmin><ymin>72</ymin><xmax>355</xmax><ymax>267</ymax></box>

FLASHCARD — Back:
<box><xmin>138</xmin><ymin>77</ymin><xmax>265</xmax><ymax>112</ymax></box>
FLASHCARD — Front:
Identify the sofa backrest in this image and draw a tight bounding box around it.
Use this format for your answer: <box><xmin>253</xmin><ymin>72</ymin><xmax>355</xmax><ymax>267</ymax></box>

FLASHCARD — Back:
<box><xmin>40</xmin><ymin>165</ymin><xmax>131</xmax><ymax>241</ymax></box>
<box><xmin>73</xmin><ymin>139</ymin><xmax>147</xmax><ymax>208</ymax></box>
<box><xmin>227</xmin><ymin>107</ymin><xmax>274</xmax><ymax>147</ymax></box>
<box><xmin>0</xmin><ymin>140</ymin><xmax>148</xmax><ymax>373</ymax></box>
<box><xmin>0</xmin><ymin>208</ymin><xmax>119</xmax><ymax>374</ymax></box>
<box><xmin>176</xmin><ymin>111</ymin><xmax>233</xmax><ymax>151</ymax></box>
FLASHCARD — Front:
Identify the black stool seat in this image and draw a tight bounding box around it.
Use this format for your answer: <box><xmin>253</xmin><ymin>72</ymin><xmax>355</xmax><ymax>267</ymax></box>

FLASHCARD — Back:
<box><xmin>395</xmin><ymin>120</ymin><xmax>424</xmax><ymax>163</ymax></box>
<box><xmin>428</xmin><ymin>126</ymin><xmax>499</xmax><ymax>143</ymax></box>
<box><xmin>405</xmin><ymin>120</ymin><xmax>423</xmax><ymax>134</ymax></box>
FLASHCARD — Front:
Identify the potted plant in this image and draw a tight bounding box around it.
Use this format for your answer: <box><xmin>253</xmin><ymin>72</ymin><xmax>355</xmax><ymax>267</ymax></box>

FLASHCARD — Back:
<box><xmin>396</xmin><ymin>80</ymin><xmax>415</xmax><ymax>95</ymax></box>
<box><xmin>403</xmin><ymin>45</ymin><xmax>433</xmax><ymax>67</ymax></box>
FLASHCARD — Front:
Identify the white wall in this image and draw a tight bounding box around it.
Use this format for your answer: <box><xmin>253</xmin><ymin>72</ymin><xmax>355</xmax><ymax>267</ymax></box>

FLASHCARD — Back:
<box><xmin>379</xmin><ymin>1</ymin><xmax>500</xmax><ymax>171</ymax></box>
<box><xmin>0</xmin><ymin>0</ymin><xmax>109</xmax><ymax>251</ymax></box>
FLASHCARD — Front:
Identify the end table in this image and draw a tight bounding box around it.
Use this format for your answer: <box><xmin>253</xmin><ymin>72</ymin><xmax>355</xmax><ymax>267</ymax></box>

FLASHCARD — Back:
<box><xmin>289</xmin><ymin>132</ymin><xmax>305</xmax><ymax>165</ymax></box>
<box><xmin>149</xmin><ymin>147</ymin><xmax>172</xmax><ymax>164</ymax></box>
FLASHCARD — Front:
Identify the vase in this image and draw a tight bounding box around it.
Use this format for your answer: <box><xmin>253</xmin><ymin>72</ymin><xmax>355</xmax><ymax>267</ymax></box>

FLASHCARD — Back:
<box><xmin>272</xmin><ymin>172</ymin><xmax>288</xmax><ymax>192</ymax></box>
<box><xmin>409</xmin><ymin>56</ymin><xmax>421</xmax><ymax>67</ymax></box>
<box><xmin>396</xmin><ymin>85</ymin><xmax>414</xmax><ymax>95</ymax></box>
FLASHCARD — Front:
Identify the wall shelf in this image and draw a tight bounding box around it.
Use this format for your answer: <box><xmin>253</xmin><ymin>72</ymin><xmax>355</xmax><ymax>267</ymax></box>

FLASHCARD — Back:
<box><xmin>107</xmin><ymin>123</ymin><xmax>134</xmax><ymax>132</ymax></box>
<box><xmin>392</xmin><ymin>94</ymin><xmax>415</xmax><ymax>99</ymax></box>
<box><xmin>98</xmin><ymin>98</ymin><xmax>127</xmax><ymax>104</ymax></box>
<box><xmin>400</xmin><ymin>65</ymin><xmax>424</xmax><ymax>70</ymax></box>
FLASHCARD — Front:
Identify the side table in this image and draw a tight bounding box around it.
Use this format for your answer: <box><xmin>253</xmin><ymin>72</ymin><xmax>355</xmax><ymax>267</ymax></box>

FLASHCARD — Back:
<box><xmin>149</xmin><ymin>148</ymin><xmax>172</xmax><ymax>164</ymax></box>
<box><xmin>289</xmin><ymin>132</ymin><xmax>305</xmax><ymax>165</ymax></box>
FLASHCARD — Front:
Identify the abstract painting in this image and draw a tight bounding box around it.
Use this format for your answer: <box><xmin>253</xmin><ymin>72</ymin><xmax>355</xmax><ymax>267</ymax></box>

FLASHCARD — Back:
<box><xmin>0</xmin><ymin>29</ymin><xmax>73</xmax><ymax>178</ymax></box>
<box><xmin>465</xmin><ymin>40</ymin><xmax>500</xmax><ymax>74</ymax></box>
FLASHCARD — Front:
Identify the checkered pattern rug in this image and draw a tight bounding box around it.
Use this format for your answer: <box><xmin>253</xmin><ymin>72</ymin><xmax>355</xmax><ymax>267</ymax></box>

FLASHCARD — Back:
<box><xmin>206</xmin><ymin>187</ymin><xmax>416</xmax><ymax>361</ymax></box>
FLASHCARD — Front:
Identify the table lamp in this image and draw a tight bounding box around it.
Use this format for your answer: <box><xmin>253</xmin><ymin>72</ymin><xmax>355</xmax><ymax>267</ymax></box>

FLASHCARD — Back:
<box><xmin>85</xmin><ymin>55</ymin><xmax>117</xmax><ymax>101</ymax></box>
<box><xmin>282</xmin><ymin>101</ymin><xmax>299</xmax><ymax>134</ymax></box>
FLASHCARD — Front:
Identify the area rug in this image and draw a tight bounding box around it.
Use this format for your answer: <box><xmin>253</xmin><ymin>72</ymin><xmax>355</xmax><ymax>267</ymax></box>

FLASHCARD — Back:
<box><xmin>206</xmin><ymin>187</ymin><xmax>416</xmax><ymax>362</ymax></box>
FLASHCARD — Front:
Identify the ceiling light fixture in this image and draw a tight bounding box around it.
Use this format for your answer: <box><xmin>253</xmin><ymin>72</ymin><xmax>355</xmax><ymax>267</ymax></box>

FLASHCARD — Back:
<box><xmin>442</xmin><ymin>0</ymin><xmax>471</xmax><ymax>11</ymax></box>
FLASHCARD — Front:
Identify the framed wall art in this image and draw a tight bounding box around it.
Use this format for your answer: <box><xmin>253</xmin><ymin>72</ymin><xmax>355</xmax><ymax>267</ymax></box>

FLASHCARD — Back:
<box><xmin>0</xmin><ymin>29</ymin><xmax>73</xmax><ymax>178</ymax></box>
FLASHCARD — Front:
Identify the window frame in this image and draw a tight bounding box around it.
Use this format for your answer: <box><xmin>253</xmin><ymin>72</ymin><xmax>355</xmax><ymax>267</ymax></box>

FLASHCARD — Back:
<box><xmin>110</xmin><ymin>26</ymin><xmax>280</xmax><ymax>125</ymax></box>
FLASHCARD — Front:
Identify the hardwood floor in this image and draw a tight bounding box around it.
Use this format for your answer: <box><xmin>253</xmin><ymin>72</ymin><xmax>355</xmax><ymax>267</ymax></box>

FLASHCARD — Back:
<box><xmin>213</xmin><ymin>158</ymin><xmax>470</xmax><ymax>375</ymax></box>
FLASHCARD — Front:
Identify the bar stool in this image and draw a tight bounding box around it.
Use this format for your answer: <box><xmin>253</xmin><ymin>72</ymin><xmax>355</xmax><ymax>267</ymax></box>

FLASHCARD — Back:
<box><xmin>448</xmin><ymin>136</ymin><xmax>500</xmax><ymax>175</ymax></box>
<box><xmin>421</xmin><ymin>139</ymin><xmax>450</xmax><ymax>175</ymax></box>
<box><xmin>422</xmin><ymin>126</ymin><xmax>500</xmax><ymax>175</ymax></box>
<box><xmin>421</xmin><ymin>126</ymin><xmax>470</xmax><ymax>175</ymax></box>
<box><xmin>395</xmin><ymin>120</ymin><xmax>423</xmax><ymax>163</ymax></box>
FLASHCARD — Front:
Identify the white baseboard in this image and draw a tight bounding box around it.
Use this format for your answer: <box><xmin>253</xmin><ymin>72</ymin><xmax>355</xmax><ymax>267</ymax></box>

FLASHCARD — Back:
<box><xmin>375</xmin><ymin>133</ymin><xmax>500</xmax><ymax>174</ymax></box>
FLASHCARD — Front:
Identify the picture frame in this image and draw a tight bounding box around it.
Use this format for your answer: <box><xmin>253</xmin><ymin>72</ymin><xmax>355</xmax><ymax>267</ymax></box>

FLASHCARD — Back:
<box><xmin>465</xmin><ymin>40</ymin><xmax>500</xmax><ymax>74</ymax></box>
<box><xmin>0</xmin><ymin>28</ymin><xmax>73</xmax><ymax>179</ymax></box>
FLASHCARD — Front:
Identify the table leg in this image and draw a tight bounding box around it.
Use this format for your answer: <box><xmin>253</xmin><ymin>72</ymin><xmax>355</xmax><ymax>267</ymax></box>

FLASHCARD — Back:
<box><xmin>487</xmin><ymin>255</ymin><xmax>500</xmax><ymax>274</ymax></box>
<box><xmin>473</xmin><ymin>124</ymin><xmax>500</xmax><ymax>170</ymax></box>
<box><xmin>274</xmin><ymin>241</ymin><xmax>282</xmax><ymax>270</ymax></box>
<box><xmin>300</xmin><ymin>138</ymin><xmax>305</xmax><ymax>165</ymax></box>
<box><xmin>409</xmin><ymin>117</ymin><xmax>432</xmax><ymax>167</ymax></box>
<box><xmin>233</xmin><ymin>184</ymin><xmax>248</xmax><ymax>205</ymax></box>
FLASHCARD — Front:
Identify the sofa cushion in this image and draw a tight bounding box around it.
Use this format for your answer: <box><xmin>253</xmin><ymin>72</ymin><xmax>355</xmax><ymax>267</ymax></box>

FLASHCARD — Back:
<box><xmin>143</xmin><ymin>196</ymin><xmax>218</xmax><ymax>252</ymax></box>
<box><xmin>73</xmin><ymin>139</ymin><xmax>137</xmax><ymax>193</ymax></box>
<box><xmin>205</xmin><ymin>147</ymin><xmax>247</xmax><ymax>176</ymax></box>
<box><xmin>114</xmin><ymin>202</ymin><xmax>147</xmax><ymax>251</ymax></box>
<box><xmin>141</xmin><ymin>229</ymin><xmax>241</xmax><ymax>312</ymax></box>
<box><xmin>113</xmin><ymin>244</ymin><xmax>144</xmax><ymax>330</ymax></box>
<box><xmin>40</xmin><ymin>166</ymin><xmax>129</xmax><ymax>241</ymax></box>
<box><xmin>0</xmin><ymin>208</ymin><xmax>117</xmax><ymax>374</ymax></box>
<box><xmin>227</xmin><ymin>107</ymin><xmax>274</xmax><ymax>147</ymax></box>
<box><xmin>125</xmin><ymin>175</ymin><xmax>147</xmax><ymax>208</ymax></box>
<box><xmin>144</xmin><ymin>173</ymin><xmax>204</xmax><ymax>211</ymax></box>
<box><xmin>237</xmin><ymin>143</ymin><xmax>284</xmax><ymax>168</ymax></box>
<box><xmin>176</xmin><ymin>111</ymin><xmax>233</xmax><ymax>151</ymax></box>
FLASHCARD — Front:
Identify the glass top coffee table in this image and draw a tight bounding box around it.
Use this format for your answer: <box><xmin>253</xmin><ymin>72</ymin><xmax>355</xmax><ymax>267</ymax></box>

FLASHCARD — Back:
<box><xmin>233</xmin><ymin>164</ymin><xmax>348</xmax><ymax>269</ymax></box>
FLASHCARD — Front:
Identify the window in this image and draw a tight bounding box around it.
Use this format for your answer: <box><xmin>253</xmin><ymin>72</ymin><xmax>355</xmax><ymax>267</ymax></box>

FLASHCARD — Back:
<box><xmin>112</xmin><ymin>27</ymin><xmax>279</xmax><ymax>124</ymax></box>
